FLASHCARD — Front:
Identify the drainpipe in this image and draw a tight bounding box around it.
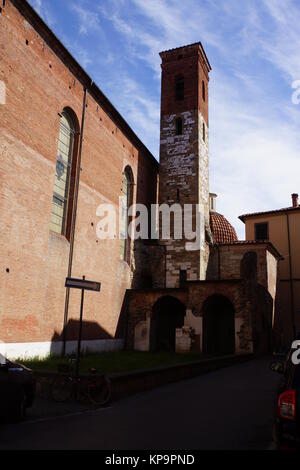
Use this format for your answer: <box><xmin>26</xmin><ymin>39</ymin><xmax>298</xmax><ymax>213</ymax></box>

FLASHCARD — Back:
<box><xmin>163</xmin><ymin>245</ymin><xmax>167</xmax><ymax>288</ymax></box>
<box><xmin>62</xmin><ymin>87</ymin><xmax>87</xmax><ymax>356</ymax></box>
<box><xmin>286</xmin><ymin>213</ymin><xmax>297</xmax><ymax>339</ymax></box>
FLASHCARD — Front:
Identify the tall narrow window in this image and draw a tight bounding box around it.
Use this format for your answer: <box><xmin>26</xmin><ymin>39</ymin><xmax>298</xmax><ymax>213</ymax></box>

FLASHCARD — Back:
<box><xmin>175</xmin><ymin>75</ymin><xmax>184</xmax><ymax>101</ymax></box>
<box><xmin>175</xmin><ymin>117</ymin><xmax>183</xmax><ymax>135</ymax></box>
<box><xmin>202</xmin><ymin>80</ymin><xmax>206</xmax><ymax>101</ymax></box>
<box><xmin>203</xmin><ymin>122</ymin><xmax>206</xmax><ymax>142</ymax></box>
<box><xmin>50</xmin><ymin>110</ymin><xmax>77</xmax><ymax>237</ymax></box>
<box><xmin>120</xmin><ymin>166</ymin><xmax>134</xmax><ymax>263</ymax></box>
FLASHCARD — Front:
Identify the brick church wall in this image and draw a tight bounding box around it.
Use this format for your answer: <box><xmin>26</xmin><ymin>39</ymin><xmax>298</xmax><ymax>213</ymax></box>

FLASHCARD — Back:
<box><xmin>0</xmin><ymin>1</ymin><xmax>158</xmax><ymax>356</ymax></box>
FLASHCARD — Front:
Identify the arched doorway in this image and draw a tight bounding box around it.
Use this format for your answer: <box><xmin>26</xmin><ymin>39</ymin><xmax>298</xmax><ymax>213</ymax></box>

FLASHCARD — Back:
<box><xmin>203</xmin><ymin>295</ymin><xmax>235</xmax><ymax>355</ymax></box>
<box><xmin>150</xmin><ymin>296</ymin><xmax>186</xmax><ymax>352</ymax></box>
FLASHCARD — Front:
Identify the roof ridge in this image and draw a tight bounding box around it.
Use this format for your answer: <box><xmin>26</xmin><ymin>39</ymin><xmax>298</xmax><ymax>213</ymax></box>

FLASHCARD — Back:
<box><xmin>239</xmin><ymin>205</ymin><xmax>300</xmax><ymax>223</ymax></box>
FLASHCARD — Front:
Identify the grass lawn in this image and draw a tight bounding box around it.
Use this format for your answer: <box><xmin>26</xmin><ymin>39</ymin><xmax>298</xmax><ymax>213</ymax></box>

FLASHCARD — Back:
<box><xmin>19</xmin><ymin>351</ymin><xmax>205</xmax><ymax>374</ymax></box>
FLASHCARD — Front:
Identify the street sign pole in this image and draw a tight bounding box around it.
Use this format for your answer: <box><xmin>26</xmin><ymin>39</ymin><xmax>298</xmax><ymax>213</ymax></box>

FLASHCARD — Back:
<box><xmin>75</xmin><ymin>276</ymin><xmax>85</xmax><ymax>385</ymax></box>
<box><xmin>64</xmin><ymin>275</ymin><xmax>101</xmax><ymax>393</ymax></box>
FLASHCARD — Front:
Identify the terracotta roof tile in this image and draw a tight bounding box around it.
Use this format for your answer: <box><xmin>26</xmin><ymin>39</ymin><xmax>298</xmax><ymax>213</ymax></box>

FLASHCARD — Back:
<box><xmin>210</xmin><ymin>212</ymin><xmax>238</xmax><ymax>244</ymax></box>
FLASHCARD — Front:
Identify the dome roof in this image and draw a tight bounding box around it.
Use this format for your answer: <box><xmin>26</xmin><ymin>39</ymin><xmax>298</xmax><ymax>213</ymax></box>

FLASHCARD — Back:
<box><xmin>210</xmin><ymin>212</ymin><xmax>238</xmax><ymax>244</ymax></box>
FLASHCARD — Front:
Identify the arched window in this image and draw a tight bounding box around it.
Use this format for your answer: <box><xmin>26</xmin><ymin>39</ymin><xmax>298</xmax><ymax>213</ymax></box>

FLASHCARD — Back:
<box><xmin>202</xmin><ymin>80</ymin><xmax>206</xmax><ymax>101</ymax></box>
<box><xmin>175</xmin><ymin>117</ymin><xmax>183</xmax><ymax>135</ymax></box>
<box><xmin>120</xmin><ymin>166</ymin><xmax>134</xmax><ymax>263</ymax></box>
<box><xmin>50</xmin><ymin>109</ymin><xmax>78</xmax><ymax>238</ymax></box>
<box><xmin>175</xmin><ymin>75</ymin><xmax>184</xmax><ymax>101</ymax></box>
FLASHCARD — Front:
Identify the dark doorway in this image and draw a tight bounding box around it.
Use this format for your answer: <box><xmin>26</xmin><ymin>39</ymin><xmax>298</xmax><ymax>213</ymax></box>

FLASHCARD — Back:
<box><xmin>203</xmin><ymin>295</ymin><xmax>235</xmax><ymax>355</ymax></box>
<box><xmin>150</xmin><ymin>296</ymin><xmax>186</xmax><ymax>351</ymax></box>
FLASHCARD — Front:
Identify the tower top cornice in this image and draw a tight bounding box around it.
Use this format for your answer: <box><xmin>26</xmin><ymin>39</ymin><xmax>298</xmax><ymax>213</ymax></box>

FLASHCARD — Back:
<box><xmin>159</xmin><ymin>42</ymin><xmax>212</xmax><ymax>76</ymax></box>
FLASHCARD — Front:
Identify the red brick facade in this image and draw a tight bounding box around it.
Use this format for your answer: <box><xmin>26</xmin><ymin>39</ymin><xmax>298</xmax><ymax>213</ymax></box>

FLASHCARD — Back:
<box><xmin>160</xmin><ymin>43</ymin><xmax>210</xmax><ymax>124</ymax></box>
<box><xmin>0</xmin><ymin>0</ymin><xmax>158</xmax><ymax>357</ymax></box>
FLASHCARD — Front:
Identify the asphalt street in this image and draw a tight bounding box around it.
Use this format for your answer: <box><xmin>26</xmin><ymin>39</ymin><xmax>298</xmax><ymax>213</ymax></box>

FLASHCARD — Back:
<box><xmin>0</xmin><ymin>357</ymin><xmax>280</xmax><ymax>450</ymax></box>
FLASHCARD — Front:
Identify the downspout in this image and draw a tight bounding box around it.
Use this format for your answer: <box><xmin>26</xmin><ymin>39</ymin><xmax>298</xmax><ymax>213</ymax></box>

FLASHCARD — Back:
<box><xmin>164</xmin><ymin>245</ymin><xmax>167</xmax><ymax>288</ymax></box>
<box><xmin>62</xmin><ymin>87</ymin><xmax>87</xmax><ymax>356</ymax></box>
<box><xmin>286</xmin><ymin>213</ymin><xmax>297</xmax><ymax>339</ymax></box>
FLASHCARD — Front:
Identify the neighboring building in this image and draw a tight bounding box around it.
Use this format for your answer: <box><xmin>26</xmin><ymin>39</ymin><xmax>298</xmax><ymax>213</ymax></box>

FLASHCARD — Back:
<box><xmin>0</xmin><ymin>0</ymin><xmax>282</xmax><ymax>358</ymax></box>
<box><xmin>240</xmin><ymin>194</ymin><xmax>300</xmax><ymax>347</ymax></box>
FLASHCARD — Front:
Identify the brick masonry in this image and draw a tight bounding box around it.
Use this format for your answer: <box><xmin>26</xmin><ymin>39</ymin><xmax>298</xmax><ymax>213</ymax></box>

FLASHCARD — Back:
<box><xmin>0</xmin><ymin>1</ymin><xmax>158</xmax><ymax>355</ymax></box>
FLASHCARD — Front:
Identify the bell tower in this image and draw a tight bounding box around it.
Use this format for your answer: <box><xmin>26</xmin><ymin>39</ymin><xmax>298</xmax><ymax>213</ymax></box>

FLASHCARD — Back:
<box><xmin>158</xmin><ymin>42</ymin><xmax>212</xmax><ymax>287</ymax></box>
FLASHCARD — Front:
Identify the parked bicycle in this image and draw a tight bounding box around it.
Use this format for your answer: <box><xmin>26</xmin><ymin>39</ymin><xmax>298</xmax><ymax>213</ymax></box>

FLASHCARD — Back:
<box><xmin>51</xmin><ymin>359</ymin><xmax>112</xmax><ymax>406</ymax></box>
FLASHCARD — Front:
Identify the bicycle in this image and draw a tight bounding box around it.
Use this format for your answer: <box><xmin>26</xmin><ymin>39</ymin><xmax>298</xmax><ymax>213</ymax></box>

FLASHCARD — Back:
<box><xmin>51</xmin><ymin>359</ymin><xmax>112</xmax><ymax>406</ymax></box>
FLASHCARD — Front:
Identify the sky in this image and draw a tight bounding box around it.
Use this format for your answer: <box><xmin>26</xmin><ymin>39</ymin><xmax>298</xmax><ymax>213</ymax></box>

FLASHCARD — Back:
<box><xmin>28</xmin><ymin>0</ymin><xmax>300</xmax><ymax>238</ymax></box>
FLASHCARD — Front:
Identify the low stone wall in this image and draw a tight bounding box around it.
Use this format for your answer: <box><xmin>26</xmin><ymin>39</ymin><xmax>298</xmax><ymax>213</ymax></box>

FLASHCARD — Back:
<box><xmin>110</xmin><ymin>354</ymin><xmax>253</xmax><ymax>400</ymax></box>
<box><xmin>34</xmin><ymin>354</ymin><xmax>253</xmax><ymax>403</ymax></box>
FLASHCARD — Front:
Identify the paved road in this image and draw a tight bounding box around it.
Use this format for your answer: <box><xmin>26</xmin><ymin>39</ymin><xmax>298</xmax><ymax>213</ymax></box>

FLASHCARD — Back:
<box><xmin>0</xmin><ymin>358</ymin><xmax>280</xmax><ymax>450</ymax></box>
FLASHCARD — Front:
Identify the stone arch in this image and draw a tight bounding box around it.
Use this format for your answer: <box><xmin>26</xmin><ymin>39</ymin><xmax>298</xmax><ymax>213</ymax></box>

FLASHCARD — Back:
<box><xmin>150</xmin><ymin>296</ymin><xmax>186</xmax><ymax>351</ymax></box>
<box><xmin>202</xmin><ymin>294</ymin><xmax>235</xmax><ymax>355</ymax></box>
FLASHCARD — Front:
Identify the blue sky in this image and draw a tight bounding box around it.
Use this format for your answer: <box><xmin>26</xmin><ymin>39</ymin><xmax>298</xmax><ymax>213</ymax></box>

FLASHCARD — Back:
<box><xmin>28</xmin><ymin>0</ymin><xmax>300</xmax><ymax>238</ymax></box>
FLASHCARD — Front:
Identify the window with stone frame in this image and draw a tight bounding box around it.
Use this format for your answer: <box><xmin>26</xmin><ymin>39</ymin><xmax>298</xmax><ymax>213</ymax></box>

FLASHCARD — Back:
<box><xmin>50</xmin><ymin>109</ymin><xmax>78</xmax><ymax>238</ymax></box>
<box><xmin>120</xmin><ymin>166</ymin><xmax>134</xmax><ymax>263</ymax></box>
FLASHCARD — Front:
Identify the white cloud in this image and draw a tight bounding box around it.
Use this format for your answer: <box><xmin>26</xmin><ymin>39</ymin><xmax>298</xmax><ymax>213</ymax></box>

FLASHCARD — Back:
<box><xmin>100</xmin><ymin>75</ymin><xmax>160</xmax><ymax>157</ymax></box>
<box><xmin>62</xmin><ymin>36</ymin><xmax>93</xmax><ymax>68</ymax></box>
<box><xmin>210</xmin><ymin>68</ymin><xmax>300</xmax><ymax>238</ymax></box>
<box><xmin>29</xmin><ymin>0</ymin><xmax>55</xmax><ymax>27</ymax></box>
<box><xmin>99</xmin><ymin>0</ymin><xmax>225</xmax><ymax>75</ymax></box>
<box><xmin>32</xmin><ymin>0</ymin><xmax>42</xmax><ymax>14</ymax></box>
<box><xmin>259</xmin><ymin>0</ymin><xmax>300</xmax><ymax>81</ymax></box>
<box><xmin>70</xmin><ymin>4</ymin><xmax>101</xmax><ymax>35</ymax></box>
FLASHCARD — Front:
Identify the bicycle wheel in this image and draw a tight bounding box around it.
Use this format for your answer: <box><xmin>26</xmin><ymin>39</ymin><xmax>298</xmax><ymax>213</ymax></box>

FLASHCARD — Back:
<box><xmin>87</xmin><ymin>376</ymin><xmax>112</xmax><ymax>406</ymax></box>
<box><xmin>51</xmin><ymin>376</ymin><xmax>73</xmax><ymax>403</ymax></box>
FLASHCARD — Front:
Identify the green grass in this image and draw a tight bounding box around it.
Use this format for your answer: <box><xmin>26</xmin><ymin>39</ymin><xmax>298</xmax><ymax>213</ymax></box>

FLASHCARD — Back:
<box><xmin>19</xmin><ymin>351</ymin><xmax>205</xmax><ymax>374</ymax></box>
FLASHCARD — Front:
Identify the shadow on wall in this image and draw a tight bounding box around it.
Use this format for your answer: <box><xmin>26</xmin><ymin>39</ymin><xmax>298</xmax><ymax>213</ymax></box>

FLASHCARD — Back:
<box><xmin>49</xmin><ymin>289</ymin><xmax>132</xmax><ymax>356</ymax></box>
<box><xmin>50</xmin><ymin>317</ymin><xmax>126</xmax><ymax>356</ymax></box>
<box><xmin>248</xmin><ymin>284</ymin><xmax>274</xmax><ymax>355</ymax></box>
<box><xmin>240</xmin><ymin>251</ymin><xmax>274</xmax><ymax>354</ymax></box>
<box><xmin>202</xmin><ymin>294</ymin><xmax>235</xmax><ymax>356</ymax></box>
<box><xmin>130</xmin><ymin>146</ymin><xmax>162</xmax><ymax>290</ymax></box>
